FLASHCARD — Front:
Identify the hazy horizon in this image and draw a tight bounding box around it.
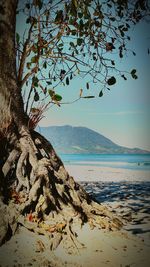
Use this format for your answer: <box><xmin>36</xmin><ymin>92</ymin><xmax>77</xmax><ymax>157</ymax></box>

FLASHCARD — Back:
<box><xmin>38</xmin><ymin>124</ymin><xmax>150</xmax><ymax>152</ymax></box>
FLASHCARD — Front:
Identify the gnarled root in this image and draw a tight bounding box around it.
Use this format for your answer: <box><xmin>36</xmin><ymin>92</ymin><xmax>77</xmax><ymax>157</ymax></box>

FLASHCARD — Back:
<box><xmin>0</xmin><ymin>128</ymin><xmax>123</xmax><ymax>249</ymax></box>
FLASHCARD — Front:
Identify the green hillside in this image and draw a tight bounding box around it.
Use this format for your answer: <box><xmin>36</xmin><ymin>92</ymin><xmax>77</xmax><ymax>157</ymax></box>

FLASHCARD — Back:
<box><xmin>38</xmin><ymin>125</ymin><xmax>149</xmax><ymax>154</ymax></box>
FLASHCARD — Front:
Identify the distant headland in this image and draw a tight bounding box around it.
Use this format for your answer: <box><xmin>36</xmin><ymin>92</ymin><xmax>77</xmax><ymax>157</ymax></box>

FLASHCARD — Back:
<box><xmin>38</xmin><ymin>125</ymin><xmax>150</xmax><ymax>154</ymax></box>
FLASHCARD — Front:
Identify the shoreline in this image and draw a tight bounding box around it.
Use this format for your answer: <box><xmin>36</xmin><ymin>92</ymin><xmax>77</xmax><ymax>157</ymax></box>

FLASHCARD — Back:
<box><xmin>64</xmin><ymin>164</ymin><xmax>150</xmax><ymax>182</ymax></box>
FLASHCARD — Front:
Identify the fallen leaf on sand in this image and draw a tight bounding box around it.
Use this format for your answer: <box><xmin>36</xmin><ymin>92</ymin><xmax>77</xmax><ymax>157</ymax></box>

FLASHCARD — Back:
<box><xmin>27</xmin><ymin>213</ymin><xmax>34</xmax><ymax>222</ymax></box>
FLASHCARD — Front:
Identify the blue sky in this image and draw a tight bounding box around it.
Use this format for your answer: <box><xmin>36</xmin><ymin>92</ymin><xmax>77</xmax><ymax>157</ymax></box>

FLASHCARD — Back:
<box><xmin>38</xmin><ymin>21</ymin><xmax>150</xmax><ymax>151</ymax></box>
<box><xmin>16</xmin><ymin>7</ymin><xmax>150</xmax><ymax>151</ymax></box>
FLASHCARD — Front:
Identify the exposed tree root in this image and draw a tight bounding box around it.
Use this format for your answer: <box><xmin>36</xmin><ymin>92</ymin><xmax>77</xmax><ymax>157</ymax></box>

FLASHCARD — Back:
<box><xmin>0</xmin><ymin>128</ymin><xmax>123</xmax><ymax>249</ymax></box>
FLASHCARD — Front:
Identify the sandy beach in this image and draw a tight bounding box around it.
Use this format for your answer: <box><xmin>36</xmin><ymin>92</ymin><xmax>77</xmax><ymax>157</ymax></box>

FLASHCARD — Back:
<box><xmin>65</xmin><ymin>164</ymin><xmax>150</xmax><ymax>242</ymax></box>
<box><xmin>0</xmin><ymin>221</ymin><xmax>149</xmax><ymax>267</ymax></box>
<box><xmin>0</xmin><ymin>164</ymin><xmax>150</xmax><ymax>267</ymax></box>
<box><xmin>65</xmin><ymin>164</ymin><xmax>150</xmax><ymax>182</ymax></box>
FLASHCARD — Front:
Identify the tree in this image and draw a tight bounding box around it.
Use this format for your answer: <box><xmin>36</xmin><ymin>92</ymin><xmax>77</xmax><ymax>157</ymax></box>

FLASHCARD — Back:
<box><xmin>0</xmin><ymin>0</ymin><xmax>149</xmax><ymax>247</ymax></box>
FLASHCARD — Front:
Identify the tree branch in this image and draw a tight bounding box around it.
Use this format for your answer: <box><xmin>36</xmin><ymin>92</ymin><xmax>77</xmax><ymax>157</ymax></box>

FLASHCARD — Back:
<box><xmin>18</xmin><ymin>23</ymin><xmax>34</xmax><ymax>86</ymax></box>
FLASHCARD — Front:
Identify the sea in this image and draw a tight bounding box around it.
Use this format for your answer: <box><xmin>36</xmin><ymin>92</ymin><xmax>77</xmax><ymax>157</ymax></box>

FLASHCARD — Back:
<box><xmin>60</xmin><ymin>153</ymin><xmax>150</xmax><ymax>171</ymax></box>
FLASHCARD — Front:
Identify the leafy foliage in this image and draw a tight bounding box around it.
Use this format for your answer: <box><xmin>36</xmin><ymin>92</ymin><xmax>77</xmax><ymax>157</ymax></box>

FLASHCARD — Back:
<box><xmin>130</xmin><ymin>69</ymin><xmax>138</xmax><ymax>79</ymax></box>
<box><xmin>16</xmin><ymin>0</ymin><xmax>150</xmax><ymax>127</ymax></box>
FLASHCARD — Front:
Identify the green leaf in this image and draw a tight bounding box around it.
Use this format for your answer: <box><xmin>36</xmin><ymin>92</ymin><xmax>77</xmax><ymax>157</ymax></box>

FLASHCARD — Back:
<box><xmin>32</xmin><ymin>76</ymin><xmax>39</xmax><ymax>87</ymax></box>
<box><xmin>86</xmin><ymin>82</ymin><xmax>89</xmax><ymax>90</ymax></box>
<box><xmin>32</xmin><ymin>76</ymin><xmax>39</xmax><ymax>83</ymax></box>
<box><xmin>121</xmin><ymin>74</ymin><xmax>127</xmax><ymax>80</ymax></box>
<box><xmin>82</xmin><ymin>96</ymin><xmax>95</xmax><ymax>99</ymax></box>
<box><xmin>26</xmin><ymin>17</ymin><xmax>30</xmax><ymax>24</ymax></box>
<box><xmin>71</xmin><ymin>30</ymin><xmax>77</xmax><ymax>35</ymax></box>
<box><xmin>94</xmin><ymin>20</ymin><xmax>101</xmax><ymax>27</ymax></box>
<box><xmin>25</xmin><ymin>3</ymin><xmax>30</xmax><ymax>9</ymax></box>
<box><xmin>78</xmin><ymin>12</ymin><xmax>83</xmax><ymax>18</ymax></box>
<box><xmin>43</xmin><ymin>61</ymin><xmax>47</xmax><ymax>69</ymax></box>
<box><xmin>133</xmin><ymin>74</ymin><xmax>138</xmax><ymax>79</ymax></box>
<box><xmin>26</xmin><ymin>62</ymin><xmax>31</xmax><ymax>69</ymax></box>
<box><xmin>131</xmin><ymin>74</ymin><xmax>138</xmax><ymax>79</ymax></box>
<box><xmin>46</xmin><ymin>81</ymin><xmax>52</xmax><ymax>85</ymax></box>
<box><xmin>107</xmin><ymin>3</ymin><xmax>112</xmax><ymax>8</ymax></box>
<box><xmin>99</xmin><ymin>90</ymin><xmax>103</xmax><ymax>97</ymax></box>
<box><xmin>60</xmin><ymin>69</ymin><xmax>66</xmax><ymax>75</ymax></box>
<box><xmin>77</xmin><ymin>38</ymin><xmax>83</xmax><ymax>46</ymax></box>
<box><xmin>58</xmin><ymin>43</ymin><xmax>63</xmax><ymax>47</ymax></box>
<box><xmin>131</xmin><ymin>69</ymin><xmax>136</xmax><ymax>76</ymax></box>
<box><xmin>79</xmin><ymin>19</ymin><xmax>84</xmax><ymax>26</ymax></box>
<box><xmin>55</xmin><ymin>10</ymin><xmax>63</xmax><ymax>23</ymax></box>
<box><xmin>70</xmin><ymin>42</ymin><xmax>75</xmax><ymax>47</ymax></box>
<box><xmin>31</xmin><ymin>56</ymin><xmax>38</xmax><ymax>63</ymax></box>
<box><xmin>130</xmin><ymin>69</ymin><xmax>138</xmax><ymax>79</ymax></box>
<box><xmin>48</xmin><ymin>89</ymin><xmax>54</xmax><ymax>97</ymax></box>
<box><xmin>107</xmin><ymin>76</ymin><xmax>116</xmax><ymax>86</ymax></box>
<box><xmin>120</xmin><ymin>30</ymin><xmax>125</xmax><ymax>37</ymax></box>
<box><xmin>72</xmin><ymin>0</ymin><xmax>78</xmax><ymax>8</ymax></box>
<box><xmin>110</xmin><ymin>17</ymin><xmax>116</xmax><ymax>21</ymax></box>
<box><xmin>34</xmin><ymin>92</ymin><xmax>39</xmax><ymax>101</ymax></box>
<box><xmin>119</xmin><ymin>51</ymin><xmax>123</xmax><ymax>58</ymax></box>
<box><xmin>53</xmin><ymin>94</ymin><xmax>62</xmax><ymax>101</ymax></box>
<box><xmin>111</xmin><ymin>60</ymin><xmax>115</xmax><ymax>66</ymax></box>
<box><xmin>66</xmin><ymin>77</ymin><xmax>69</xmax><ymax>85</ymax></box>
<box><xmin>93</xmin><ymin>11</ymin><xmax>100</xmax><ymax>16</ymax></box>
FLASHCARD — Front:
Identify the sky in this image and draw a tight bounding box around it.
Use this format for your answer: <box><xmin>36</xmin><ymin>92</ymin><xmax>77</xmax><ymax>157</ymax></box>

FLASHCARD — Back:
<box><xmin>16</xmin><ymin>6</ymin><xmax>150</xmax><ymax>151</ymax></box>
<box><xmin>38</xmin><ymin>21</ymin><xmax>150</xmax><ymax>151</ymax></box>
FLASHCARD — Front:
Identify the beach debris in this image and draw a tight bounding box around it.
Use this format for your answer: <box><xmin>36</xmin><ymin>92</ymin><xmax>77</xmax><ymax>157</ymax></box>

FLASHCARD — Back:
<box><xmin>57</xmin><ymin>222</ymin><xmax>67</xmax><ymax>232</ymax></box>
<box><xmin>27</xmin><ymin>212</ymin><xmax>34</xmax><ymax>222</ymax></box>
<box><xmin>36</xmin><ymin>240</ymin><xmax>45</xmax><ymax>252</ymax></box>
<box><xmin>49</xmin><ymin>233</ymin><xmax>62</xmax><ymax>250</ymax></box>
<box><xmin>123</xmin><ymin>248</ymin><xmax>127</xmax><ymax>251</ymax></box>
<box><xmin>89</xmin><ymin>219</ymin><xmax>95</xmax><ymax>230</ymax></box>
<box><xmin>10</xmin><ymin>189</ymin><xmax>27</xmax><ymax>204</ymax></box>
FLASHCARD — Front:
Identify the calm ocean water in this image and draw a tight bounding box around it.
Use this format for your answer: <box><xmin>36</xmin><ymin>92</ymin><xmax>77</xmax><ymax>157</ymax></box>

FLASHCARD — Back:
<box><xmin>60</xmin><ymin>154</ymin><xmax>150</xmax><ymax>171</ymax></box>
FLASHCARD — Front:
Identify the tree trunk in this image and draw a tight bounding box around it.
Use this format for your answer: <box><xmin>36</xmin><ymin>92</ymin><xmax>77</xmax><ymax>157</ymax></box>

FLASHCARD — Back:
<box><xmin>0</xmin><ymin>0</ymin><xmax>27</xmax><ymax>129</ymax></box>
<box><xmin>0</xmin><ymin>0</ymin><xmax>122</xmax><ymax>248</ymax></box>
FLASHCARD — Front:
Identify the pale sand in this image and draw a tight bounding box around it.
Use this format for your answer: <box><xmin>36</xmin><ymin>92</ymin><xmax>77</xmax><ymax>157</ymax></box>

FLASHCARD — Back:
<box><xmin>0</xmin><ymin>224</ymin><xmax>150</xmax><ymax>267</ymax></box>
<box><xmin>65</xmin><ymin>164</ymin><xmax>150</xmax><ymax>182</ymax></box>
<box><xmin>0</xmin><ymin>165</ymin><xmax>150</xmax><ymax>267</ymax></box>
<box><xmin>55</xmin><ymin>224</ymin><xmax>150</xmax><ymax>267</ymax></box>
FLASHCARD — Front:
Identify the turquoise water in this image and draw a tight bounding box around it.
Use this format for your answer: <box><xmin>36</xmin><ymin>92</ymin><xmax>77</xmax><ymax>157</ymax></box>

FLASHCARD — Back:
<box><xmin>60</xmin><ymin>154</ymin><xmax>150</xmax><ymax>171</ymax></box>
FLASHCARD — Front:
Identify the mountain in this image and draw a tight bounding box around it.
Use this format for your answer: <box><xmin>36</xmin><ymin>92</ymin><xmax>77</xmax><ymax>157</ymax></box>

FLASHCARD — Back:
<box><xmin>38</xmin><ymin>125</ymin><xmax>149</xmax><ymax>154</ymax></box>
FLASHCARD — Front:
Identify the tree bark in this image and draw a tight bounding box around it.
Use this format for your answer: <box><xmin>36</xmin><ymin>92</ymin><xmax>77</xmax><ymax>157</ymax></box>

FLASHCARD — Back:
<box><xmin>0</xmin><ymin>0</ymin><xmax>27</xmax><ymax>132</ymax></box>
